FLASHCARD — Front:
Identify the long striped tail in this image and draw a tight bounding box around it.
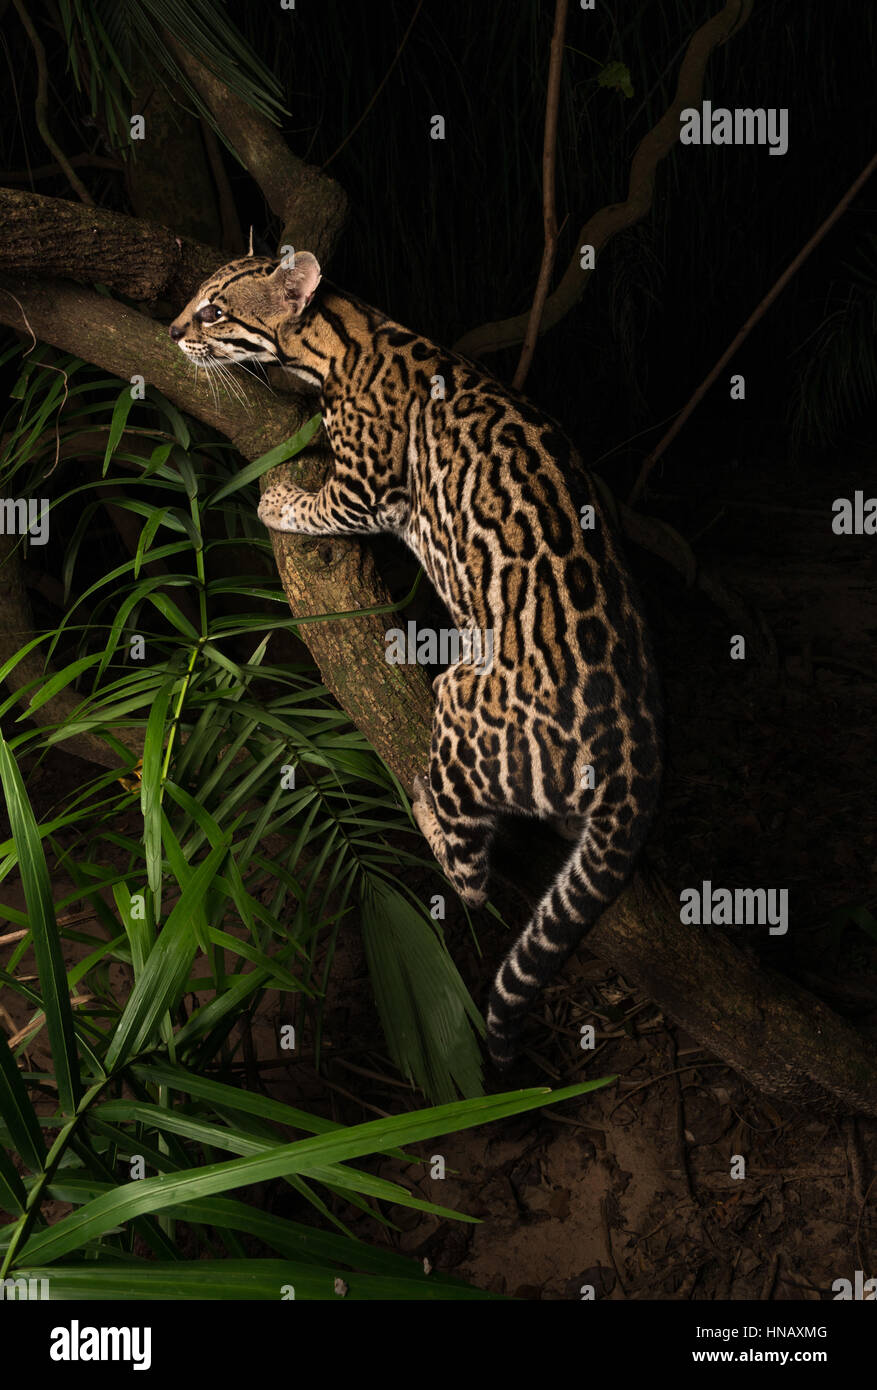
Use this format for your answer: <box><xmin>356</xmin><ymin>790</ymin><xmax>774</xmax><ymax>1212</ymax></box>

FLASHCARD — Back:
<box><xmin>486</xmin><ymin>803</ymin><xmax>653</xmax><ymax>1069</ymax></box>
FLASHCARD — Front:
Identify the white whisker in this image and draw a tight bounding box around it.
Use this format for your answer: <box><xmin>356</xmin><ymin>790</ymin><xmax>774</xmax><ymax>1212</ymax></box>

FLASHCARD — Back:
<box><xmin>229</xmin><ymin>357</ymin><xmax>278</xmax><ymax>396</ymax></box>
<box><xmin>211</xmin><ymin>360</ymin><xmax>248</xmax><ymax>408</ymax></box>
<box><xmin>208</xmin><ymin>358</ymin><xmax>241</xmax><ymax>403</ymax></box>
<box><xmin>202</xmin><ymin>361</ymin><xmax>219</xmax><ymax>408</ymax></box>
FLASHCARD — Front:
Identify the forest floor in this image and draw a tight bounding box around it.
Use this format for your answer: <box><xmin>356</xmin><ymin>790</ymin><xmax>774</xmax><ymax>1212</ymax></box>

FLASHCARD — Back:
<box><xmin>2</xmin><ymin>453</ymin><xmax>876</xmax><ymax>1300</ymax></box>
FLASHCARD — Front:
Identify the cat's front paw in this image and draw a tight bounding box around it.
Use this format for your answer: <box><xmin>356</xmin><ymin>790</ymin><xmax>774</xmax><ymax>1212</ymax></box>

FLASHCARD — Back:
<box><xmin>258</xmin><ymin>485</ymin><xmax>299</xmax><ymax>532</ymax></box>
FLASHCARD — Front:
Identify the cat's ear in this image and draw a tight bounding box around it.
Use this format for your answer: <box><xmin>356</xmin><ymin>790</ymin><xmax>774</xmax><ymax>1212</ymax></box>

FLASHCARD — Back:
<box><xmin>269</xmin><ymin>251</ymin><xmax>322</xmax><ymax>317</ymax></box>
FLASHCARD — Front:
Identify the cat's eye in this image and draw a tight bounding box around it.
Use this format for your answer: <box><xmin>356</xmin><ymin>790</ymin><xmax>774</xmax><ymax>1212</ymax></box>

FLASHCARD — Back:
<box><xmin>198</xmin><ymin>305</ymin><xmax>223</xmax><ymax>324</ymax></box>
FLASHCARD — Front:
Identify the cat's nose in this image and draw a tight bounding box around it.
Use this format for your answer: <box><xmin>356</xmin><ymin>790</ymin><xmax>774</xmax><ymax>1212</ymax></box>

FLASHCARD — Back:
<box><xmin>169</xmin><ymin>323</ymin><xmax>184</xmax><ymax>342</ymax></box>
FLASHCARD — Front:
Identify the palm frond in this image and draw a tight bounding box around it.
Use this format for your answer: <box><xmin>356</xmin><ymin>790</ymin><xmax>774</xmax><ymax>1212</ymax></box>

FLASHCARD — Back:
<box><xmin>56</xmin><ymin>0</ymin><xmax>287</xmax><ymax>157</ymax></box>
<box><xmin>787</xmin><ymin>233</ymin><xmax>877</xmax><ymax>449</ymax></box>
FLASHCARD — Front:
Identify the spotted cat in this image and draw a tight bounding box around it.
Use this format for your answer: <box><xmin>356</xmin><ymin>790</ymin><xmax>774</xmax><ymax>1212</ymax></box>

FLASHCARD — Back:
<box><xmin>170</xmin><ymin>251</ymin><xmax>663</xmax><ymax>1068</ymax></box>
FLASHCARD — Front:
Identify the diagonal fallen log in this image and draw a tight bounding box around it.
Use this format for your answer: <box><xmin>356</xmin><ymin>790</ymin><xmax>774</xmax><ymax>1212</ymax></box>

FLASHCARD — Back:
<box><xmin>590</xmin><ymin>869</ymin><xmax>877</xmax><ymax>1117</ymax></box>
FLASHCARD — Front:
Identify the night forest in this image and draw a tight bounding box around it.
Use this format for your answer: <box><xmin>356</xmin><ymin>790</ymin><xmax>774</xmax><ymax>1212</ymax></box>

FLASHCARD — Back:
<box><xmin>0</xmin><ymin>0</ymin><xmax>876</xmax><ymax>1329</ymax></box>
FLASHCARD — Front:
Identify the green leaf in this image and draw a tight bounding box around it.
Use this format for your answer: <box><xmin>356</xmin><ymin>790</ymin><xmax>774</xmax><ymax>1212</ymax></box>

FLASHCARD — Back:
<box><xmin>102</xmin><ymin>388</ymin><xmax>136</xmax><ymax>476</ymax></box>
<box><xmin>18</xmin><ymin>654</ymin><xmax>103</xmax><ymax>719</ymax></box>
<box><xmin>145</xmin><ymin>442</ymin><xmax>174</xmax><ymax>478</ymax></box>
<box><xmin>200</xmin><ymin>642</ymin><xmax>242</xmax><ymax>677</ymax></box>
<box><xmin>39</xmin><ymin>1179</ymin><xmax>462</xmax><ymax>1278</ymax></box>
<box><xmin>597</xmin><ymin>61</ymin><xmax>634</xmax><ymax>98</ymax></box>
<box><xmin>92</xmin><ymin>573</ymin><xmax>183</xmax><ymax>681</ymax></box>
<box><xmin>132</xmin><ymin>1061</ymin><xmax>342</xmax><ymax>1136</ymax></box>
<box><xmin>203</xmin><ymin>927</ymin><xmax>304</xmax><ymax>992</ymax></box>
<box><xmin>0</xmin><ymin>1146</ymin><xmax>27</xmax><ymax>1214</ymax></box>
<box><xmin>0</xmin><ymin>735</ymin><xmax>80</xmax><ymax>1115</ymax></box>
<box><xmin>0</xmin><ymin>634</ymin><xmax>53</xmax><ymax>698</ymax></box>
<box><xmin>112</xmin><ymin>882</ymin><xmax>152</xmax><ymax>977</ymax></box>
<box><xmin>159</xmin><ymin>812</ymin><xmax>210</xmax><ymax>953</ymax></box>
<box><xmin>171</xmin><ymin>965</ymin><xmax>274</xmax><ymax>1048</ymax></box>
<box><xmin>360</xmin><ymin>874</ymin><xmax>484</xmax><ymax>1103</ymax></box>
<box><xmin>132</xmin><ymin>505</ymin><xmax>171</xmax><ymax>581</ymax></box>
<box><xmin>0</xmin><ymin>1031</ymin><xmax>46</xmax><ymax>1173</ymax></box>
<box><xmin>12</xmin><ymin>1260</ymin><xmax>502</xmax><ymax>1300</ymax></box>
<box><xmin>208</xmin><ymin>413</ymin><xmax>322</xmax><ymax>503</ymax></box>
<box><xmin>147</xmin><ymin>390</ymin><xmax>190</xmax><ymax>449</ymax></box>
<box><xmin>104</xmin><ymin>839</ymin><xmax>230</xmax><ymax>1071</ymax></box>
<box><xmin>20</xmin><ymin>1083</ymin><xmax>604</xmax><ymax>1264</ymax></box>
<box><xmin>92</xmin><ymin>1100</ymin><xmax>456</xmax><ymax>1219</ymax></box>
<box><xmin>141</xmin><ymin>678</ymin><xmax>177</xmax><ymax>919</ymax></box>
<box><xmin>146</xmin><ymin>592</ymin><xmax>201</xmax><ymax>640</ymax></box>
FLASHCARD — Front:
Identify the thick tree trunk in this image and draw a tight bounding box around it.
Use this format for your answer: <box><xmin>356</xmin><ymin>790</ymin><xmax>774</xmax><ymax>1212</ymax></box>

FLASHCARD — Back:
<box><xmin>589</xmin><ymin>869</ymin><xmax>877</xmax><ymax>1116</ymax></box>
<box><xmin>0</xmin><ymin>188</ymin><xmax>223</xmax><ymax>304</ymax></box>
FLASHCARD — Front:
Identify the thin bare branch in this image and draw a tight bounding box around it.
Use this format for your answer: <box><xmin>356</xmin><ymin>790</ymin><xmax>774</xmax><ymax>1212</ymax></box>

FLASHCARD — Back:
<box><xmin>200</xmin><ymin>117</ymin><xmax>245</xmax><ymax>253</ymax></box>
<box><xmin>11</xmin><ymin>0</ymin><xmax>95</xmax><ymax>206</ymax></box>
<box><xmin>320</xmin><ymin>0</ymin><xmax>425</xmax><ymax>171</ymax></box>
<box><xmin>628</xmin><ymin>146</ymin><xmax>877</xmax><ymax>504</ymax></box>
<box><xmin>512</xmin><ymin>0</ymin><xmax>569</xmax><ymax>392</ymax></box>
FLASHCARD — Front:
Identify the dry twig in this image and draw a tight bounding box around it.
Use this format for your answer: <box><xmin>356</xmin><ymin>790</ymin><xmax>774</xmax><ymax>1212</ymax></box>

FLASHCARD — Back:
<box><xmin>512</xmin><ymin>0</ymin><xmax>569</xmax><ymax>392</ymax></box>
<box><xmin>11</xmin><ymin>0</ymin><xmax>95</xmax><ymax>206</ymax></box>
<box><xmin>629</xmin><ymin>147</ymin><xmax>877</xmax><ymax>504</ymax></box>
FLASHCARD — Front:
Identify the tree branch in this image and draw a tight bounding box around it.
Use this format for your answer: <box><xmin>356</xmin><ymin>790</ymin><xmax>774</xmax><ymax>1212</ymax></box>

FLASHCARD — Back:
<box><xmin>167</xmin><ymin>40</ymin><xmax>347</xmax><ymax>260</ymax></box>
<box><xmin>200</xmin><ymin>118</ymin><xmax>245</xmax><ymax>254</ymax></box>
<box><xmin>628</xmin><ymin>144</ymin><xmax>877</xmax><ymax>504</ymax></box>
<box><xmin>587</xmin><ymin>867</ymin><xmax>877</xmax><ymax>1117</ymax></box>
<box><xmin>11</xmin><ymin>0</ymin><xmax>95</xmax><ymax>206</ymax></box>
<box><xmin>0</xmin><ymin>188</ymin><xmax>223</xmax><ymax>303</ymax></box>
<box><xmin>512</xmin><ymin>0</ymin><xmax>568</xmax><ymax>392</ymax></box>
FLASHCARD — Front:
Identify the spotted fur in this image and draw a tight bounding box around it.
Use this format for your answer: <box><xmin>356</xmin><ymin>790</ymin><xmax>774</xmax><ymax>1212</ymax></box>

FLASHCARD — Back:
<box><xmin>170</xmin><ymin>252</ymin><xmax>663</xmax><ymax>1068</ymax></box>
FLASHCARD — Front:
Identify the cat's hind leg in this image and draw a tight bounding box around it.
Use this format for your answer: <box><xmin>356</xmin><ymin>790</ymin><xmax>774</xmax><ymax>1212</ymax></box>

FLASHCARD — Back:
<box><xmin>412</xmin><ymin>774</ymin><xmax>495</xmax><ymax>908</ymax></box>
<box><xmin>412</xmin><ymin>663</ymin><xmax>501</xmax><ymax>906</ymax></box>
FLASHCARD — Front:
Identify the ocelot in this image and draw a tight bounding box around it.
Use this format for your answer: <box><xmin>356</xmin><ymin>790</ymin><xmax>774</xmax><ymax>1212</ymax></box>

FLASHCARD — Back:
<box><xmin>170</xmin><ymin>251</ymin><xmax>663</xmax><ymax>1068</ymax></box>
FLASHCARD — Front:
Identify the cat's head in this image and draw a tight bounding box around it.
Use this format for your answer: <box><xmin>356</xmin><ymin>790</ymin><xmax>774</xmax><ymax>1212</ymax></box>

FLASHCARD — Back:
<box><xmin>169</xmin><ymin>252</ymin><xmax>322</xmax><ymax>364</ymax></box>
